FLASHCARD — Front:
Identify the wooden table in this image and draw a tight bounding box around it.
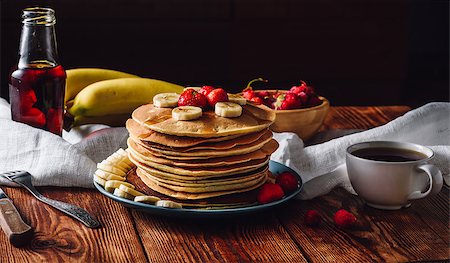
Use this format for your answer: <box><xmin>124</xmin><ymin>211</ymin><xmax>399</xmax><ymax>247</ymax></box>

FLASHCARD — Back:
<box><xmin>1</xmin><ymin>106</ymin><xmax>448</xmax><ymax>262</ymax></box>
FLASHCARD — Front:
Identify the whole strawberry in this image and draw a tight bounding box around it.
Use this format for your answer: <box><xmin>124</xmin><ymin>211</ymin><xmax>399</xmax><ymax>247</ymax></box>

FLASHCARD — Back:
<box><xmin>178</xmin><ymin>88</ymin><xmax>208</xmax><ymax>109</ymax></box>
<box><xmin>207</xmin><ymin>88</ymin><xmax>228</xmax><ymax>107</ymax></box>
<box><xmin>257</xmin><ymin>183</ymin><xmax>285</xmax><ymax>204</ymax></box>
<box><xmin>274</xmin><ymin>92</ymin><xmax>302</xmax><ymax>110</ymax></box>
<box><xmin>333</xmin><ymin>209</ymin><xmax>357</xmax><ymax>228</ymax></box>
<box><xmin>304</xmin><ymin>210</ymin><xmax>322</xmax><ymax>227</ymax></box>
<box><xmin>199</xmin><ymin>86</ymin><xmax>215</xmax><ymax>96</ymax></box>
<box><xmin>275</xmin><ymin>171</ymin><xmax>298</xmax><ymax>193</ymax></box>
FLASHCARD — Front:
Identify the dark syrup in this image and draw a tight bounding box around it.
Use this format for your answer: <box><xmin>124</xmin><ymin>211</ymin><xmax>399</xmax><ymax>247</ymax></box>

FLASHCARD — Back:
<box><xmin>352</xmin><ymin>147</ymin><xmax>428</xmax><ymax>162</ymax></box>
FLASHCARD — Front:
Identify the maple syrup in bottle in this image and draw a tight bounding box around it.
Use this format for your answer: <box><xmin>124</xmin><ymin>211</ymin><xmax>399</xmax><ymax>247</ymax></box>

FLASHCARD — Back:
<box><xmin>9</xmin><ymin>7</ymin><xmax>66</xmax><ymax>136</ymax></box>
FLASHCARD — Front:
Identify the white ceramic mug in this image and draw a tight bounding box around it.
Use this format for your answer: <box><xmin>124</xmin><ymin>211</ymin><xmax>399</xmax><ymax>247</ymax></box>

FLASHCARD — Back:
<box><xmin>346</xmin><ymin>141</ymin><xmax>443</xmax><ymax>210</ymax></box>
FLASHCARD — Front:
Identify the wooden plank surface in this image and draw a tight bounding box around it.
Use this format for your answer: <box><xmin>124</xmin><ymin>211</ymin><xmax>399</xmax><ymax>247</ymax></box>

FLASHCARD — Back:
<box><xmin>1</xmin><ymin>106</ymin><xmax>448</xmax><ymax>263</ymax></box>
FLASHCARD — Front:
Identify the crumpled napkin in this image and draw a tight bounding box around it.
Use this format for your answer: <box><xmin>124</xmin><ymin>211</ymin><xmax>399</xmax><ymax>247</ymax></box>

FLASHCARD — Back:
<box><xmin>271</xmin><ymin>102</ymin><xmax>450</xmax><ymax>199</ymax></box>
<box><xmin>1</xmin><ymin>98</ymin><xmax>448</xmax><ymax>200</ymax></box>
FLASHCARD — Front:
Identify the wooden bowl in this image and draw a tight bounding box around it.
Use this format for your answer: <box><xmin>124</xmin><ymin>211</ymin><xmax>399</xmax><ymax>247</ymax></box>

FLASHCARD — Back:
<box><xmin>262</xmin><ymin>91</ymin><xmax>329</xmax><ymax>140</ymax></box>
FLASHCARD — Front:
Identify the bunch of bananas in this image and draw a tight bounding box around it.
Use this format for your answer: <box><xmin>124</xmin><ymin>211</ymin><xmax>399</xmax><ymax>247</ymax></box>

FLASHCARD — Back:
<box><xmin>65</xmin><ymin>68</ymin><xmax>184</xmax><ymax>128</ymax></box>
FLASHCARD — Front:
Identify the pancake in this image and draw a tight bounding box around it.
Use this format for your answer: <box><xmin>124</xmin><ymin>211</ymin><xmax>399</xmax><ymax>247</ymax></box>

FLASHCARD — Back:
<box><xmin>127</xmin><ymin>138</ymin><xmax>277</xmax><ymax>168</ymax></box>
<box><xmin>126</xmin><ymin>118</ymin><xmax>243</xmax><ymax>147</ymax></box>
<box><xmin>131</xmin><ymin>132</ymin><xmax>273</xmax><ymax>158</ymax></box>
<box><xmin>130</xmin><ymin>150</ymin><xmax>269</xmax><ymax>177</ymax></box>
<box><xmin>127</xmin><ymin>168</ymin><xmax>260</xmax><ymax>208</ymax></box>
<box><xmin>136</xmin><ymin>129</ymin><xmax>270</xmax><ymax>152</ymax></box>
<box><xmin>129</xmin><ymin>152</ymin><xmax>269</xmax><ymax>179</ymax></box>
<box><xmin>136</xmin><ymin>168</ymin><xmax>268</xmax><ymax>200</ymax></box>
<box><xmin>132</xmin><ymin>103</ymin><xmax>276</xmax><ymax>138</ymax></box>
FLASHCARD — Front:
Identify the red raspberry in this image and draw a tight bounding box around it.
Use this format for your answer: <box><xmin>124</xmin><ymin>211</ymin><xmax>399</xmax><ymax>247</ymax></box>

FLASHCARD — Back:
<box><xmin>178</xmin><ymin>88</ymin><xmax>208</xmax><ymax>109</ymax></box>
<box><xmin>257</xmin><ymin>183</ymin><xmax>285</xmax><ymax>204</ymax></box>
<box><xmin>199</xmin><ymin>86</ymin><xmax>215</xmax><ymax>96</ymax></box>
<box><xmin>333</xmin><ymin>209</ymin><xmax>357</xmax><ymax>228</ymax></box>
<box><xmin>275</xmin><ymin>171</ymin><xmax>298</xmax><ymax>193</ymax></box>
<box><xmin>304</xmin><ymin>210</ymin><xmax>322</xmax><ymax>227</ymax></box>
<box><xmin>206</xmin><ymin>88</ymin><xmax>229</xmax><ymax>107</ymax></box>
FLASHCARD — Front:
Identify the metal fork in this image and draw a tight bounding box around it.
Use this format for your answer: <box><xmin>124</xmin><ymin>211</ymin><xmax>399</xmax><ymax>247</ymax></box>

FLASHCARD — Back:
<box><xmin>1</xmin><ymin>171</ymin><xmax>100</xmax><ymax>228</ymax></box>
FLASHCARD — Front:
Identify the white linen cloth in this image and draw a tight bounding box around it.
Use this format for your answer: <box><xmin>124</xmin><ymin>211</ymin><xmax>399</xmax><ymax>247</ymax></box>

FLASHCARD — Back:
<box><xmin>0</xmin><ymin>98</ymin><xmax>448</xmax><ymax>199</ymax></box>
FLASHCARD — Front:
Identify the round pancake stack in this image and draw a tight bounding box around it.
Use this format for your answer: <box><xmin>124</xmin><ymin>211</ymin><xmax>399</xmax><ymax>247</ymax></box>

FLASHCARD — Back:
<box><xmin>125</xmin><ymin>103</ymin><xmax>278</xmax><ymax>208</ymax></box>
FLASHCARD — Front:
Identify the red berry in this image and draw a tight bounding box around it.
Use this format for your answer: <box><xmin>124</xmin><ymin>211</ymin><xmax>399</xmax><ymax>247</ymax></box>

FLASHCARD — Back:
<box><xmin>199</xmin><ymin>86</ymin><xmax>215</xmax><ymax>96</ymax></box>
<box><xmin>20</xmin><ymin>89</ymin><xmax>37</xmax><ymax>112</ymax></box>
<box><xmin>257</xmin><ymin>183</ymin><xmax>285</xmax><ymax>204</ymax></box>
<box><xmin>297</xmin><ymin>92</ymin><xmax>309</xmax><ymax>105</ymax></box>
<box><xmin>206</xmin><ymin>88</ymin><xmax>229</xmax><ymax>107</ymax></box>
<box><xmin>178</xmin><ymin>88</ymin><xmax>208</xmax><ymax>109</ymax></box>
<box><xmin>242</xmin><ymin>89</ymin><xmax>255</xmax><ymax>100</ymax></box>
<box><xmin>308</xmin><ymin>96</ymin><xmax>322</xmax><ymax>107</ymax></box>
<box><xmin>333</xmin><ymin>209</ymin><xmax>357</xmax><ymax>228</ymax></box>
<box><xmin>249</xmin><ymin>96</ymin><xmax>263</xmax><ymax>104</ymax></box>
<box><xmin>304</xmin><ymin>210</ymin><xmax>322</xmax><ymax>227</ymax></box>
<box><xmin>274</xmin><ymin>92</ymin><xmax>302</xmax><ymax>110</ymax></box>
<box><xmin>255</xmin><ymin>90</ymin><xmax>270</xmax><ymax>98</ymax></box>
<box><xmin>275</xmin><ymin>171</ymin><xmax>298</xmax><ymax>193</ymax></box>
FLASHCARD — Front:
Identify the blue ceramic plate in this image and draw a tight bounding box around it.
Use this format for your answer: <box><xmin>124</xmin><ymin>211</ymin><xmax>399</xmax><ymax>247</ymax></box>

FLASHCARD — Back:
<box><xmin>93</xmin><ymin>161</ymin><xmax>302</xmax><ymax>218</ymax></box>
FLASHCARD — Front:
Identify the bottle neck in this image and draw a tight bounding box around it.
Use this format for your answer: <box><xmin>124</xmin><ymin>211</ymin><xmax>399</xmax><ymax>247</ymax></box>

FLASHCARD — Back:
<box><xmin>18</xmin><ymin>7</ymin><xmax>59</xmax><ymax>69</ymax></box>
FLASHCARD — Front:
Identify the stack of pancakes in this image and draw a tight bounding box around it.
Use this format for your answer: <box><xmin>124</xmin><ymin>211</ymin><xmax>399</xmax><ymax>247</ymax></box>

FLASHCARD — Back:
<box><xmin>125</xmin><ymin>103</ymin><xmax>278</xmax><ymax>208</ymax></box>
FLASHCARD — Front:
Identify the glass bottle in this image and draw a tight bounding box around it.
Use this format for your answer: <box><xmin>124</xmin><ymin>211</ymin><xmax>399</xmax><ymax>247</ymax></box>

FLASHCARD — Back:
<box><xmin>9</xmin><ymin>7</ymin><xmax>66</xmax><ymax>136</ymax></box>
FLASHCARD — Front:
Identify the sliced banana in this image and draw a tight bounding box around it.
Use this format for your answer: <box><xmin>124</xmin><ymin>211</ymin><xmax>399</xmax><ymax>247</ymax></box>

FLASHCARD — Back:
<box><xmin>153</xmin><ymin>93</ymin><xmax>180</xmax><ymax>108</ymax></box>
<box><xmin>100</xmin><ymin>159</ymin><xmax>128</xmax><ymax>173</ymax></box>
<box><xmin>172</xmin><ymin>106</ymin><xmax>202</xmax><ymax>121</ymax></box>
<box><xmin>105</xmin><ymin>180</ymin><xmax>135</xmax><ymax>193</ymax></box>
<box><xmin>134</xmin><ymin>195</ymin><xmax>161</xmax><ymax>204</ymax></box>
<box><xmin>118</xmin><ymin>184</ymin><xmax>145</xmax><ymax>197</ymax></box>
<box><xmin>215</xmin><ymin>102</ymin><xmax>242</xmax><ymax>118</ymax></box>
<box><xmin>113</xmin><ymin>188</ymin><xmax>134</xmax><ymax>200</ymax></box>
<box><xmin>97</xmin><ymin>163</ymin><xmax>127</xmax><ymax>177</ymax></box>
<box><xmin>95</xmin><ymin>169</ymin><xmax>125</xmax><ymax>181</ymax></box>
<box><xmin>94</xmin><ymin>174</ymin><xmax>107</xmax><ymax>186</ymax></box>
<box><xmin>155</xmin><ymin>200</ymin><xmax>183</xmax><ymax>209</ymax></box>
<box><xmin>228</xmin><ymin>94</ymin><xmax>247</xmax><ymax>105</ymax></box>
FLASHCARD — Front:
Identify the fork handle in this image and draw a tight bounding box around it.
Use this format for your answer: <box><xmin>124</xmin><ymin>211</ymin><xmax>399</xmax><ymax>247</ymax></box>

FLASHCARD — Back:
<box><xmin>37</xmin><ymin>196</ymin><xmax>100</xmax><ymax>228</ymax></box>
<box><xmin>0</xmin><ymin>199</ymin><xmax>33</xmax><ymax>247</ymax></box>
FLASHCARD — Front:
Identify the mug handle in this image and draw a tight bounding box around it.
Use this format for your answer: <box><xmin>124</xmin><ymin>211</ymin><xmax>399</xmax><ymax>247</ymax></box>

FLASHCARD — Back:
<box><xmin>408</xmin><ymin>164</ymin><xmax>443</xmax><ymax>200</ymax></box>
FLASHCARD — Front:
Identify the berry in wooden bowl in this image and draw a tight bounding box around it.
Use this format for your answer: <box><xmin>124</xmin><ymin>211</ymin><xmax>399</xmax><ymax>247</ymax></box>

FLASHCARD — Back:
<box><xmin>242</xmin><ymin>79</ymin><xmax>329</xmax><ymax>141</ymax></box>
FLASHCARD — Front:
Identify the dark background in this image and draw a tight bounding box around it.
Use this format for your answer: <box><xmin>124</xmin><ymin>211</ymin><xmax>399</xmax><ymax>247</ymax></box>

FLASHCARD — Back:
<box><xmin>1</xmin><ymin>0</ymin><xmax>448</xmax><ymax>106</ymax></box>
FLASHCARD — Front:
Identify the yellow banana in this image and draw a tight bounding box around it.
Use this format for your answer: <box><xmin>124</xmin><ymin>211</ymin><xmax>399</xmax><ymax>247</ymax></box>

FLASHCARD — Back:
<box><xmin>67</xmin><ymin>78</ymin><xmax>184</xmax><ymax>117</ymax></box>
<box><xmin>65</xmin><ymin>68</ymin><xmax>140</xmax><ymax>103</ymax></box>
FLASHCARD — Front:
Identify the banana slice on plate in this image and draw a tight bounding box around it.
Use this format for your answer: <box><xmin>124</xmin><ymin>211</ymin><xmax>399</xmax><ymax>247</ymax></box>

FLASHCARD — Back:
<box><xmin>228</xmin><ymin>94</ymin><xmax>247</xmax><ymax>105</ymax></box>
<box><xmin>153</xmin><ymin>93</ymin><xmax>180</xmax><ymax>108</ymax></box>
<box><xmin>113</xmin><ymin>188</ymin><xmax>134</xmax><ymax>200</ymax></box>
<box><xmin>95</xmin><ymin>169</ymin><xmax>125</xmax><ymax>181</ymax></box>
<box><xmin>172</xmin><ymin>106</ymin><xmax>202</xmax><ymax>121</ymax></box>
<box><xmin>100</xmin><ymin>159</ymin><xmax>129</xmax><ymax>173</ymax></box>
<box><xmin>105</xmin><ymin>180</ymin><xmax>135</xmax><ymax>193</ymax></box>
<box><xmin>97</xmin><ymin>163</ymin><xmax>127</xmax><ymax>177</ymax></box>
<box><xmin>118</xmin><ymin>184</ymin><xmax>145</xmax><ymax>197</ymax></box>
<box><xmin>94</xmin><ymin>174</ymin><xmax>107</xmax><ymax>186</ymax></box>
<box><xmin>155</xmin><ymin>200</ymin><xmax>183</xmax><ymax>209</ymax></box>
<box><xmin>215</xmin><ymin>102</ymin><xmax>242</xmax><ymax>118</ymax></box>
<box><xmin>134</xmin><ymin>195</ymin><xmax>161</xmax><ymax>204</ymax></box>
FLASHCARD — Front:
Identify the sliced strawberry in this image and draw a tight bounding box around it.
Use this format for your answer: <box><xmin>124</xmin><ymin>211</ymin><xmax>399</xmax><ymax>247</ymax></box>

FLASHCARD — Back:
<box><xmin>275</xmin><ymin>171</ymin><xmax>298</xmax><ymax>193</ymax></box>
<box><xmin>178</xmin><ymin>88</ymin><xmax>208</xmax><ymax>109</ymax></box>
<box><xmin>206</xmin><ymin>88</ymin><xmax>228</xmax><ymax>107</ymax></box>
<box><xmin>257</xmin><ymin>183</ymin><xmax>285</xmax><ymax>204</ymax></box>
